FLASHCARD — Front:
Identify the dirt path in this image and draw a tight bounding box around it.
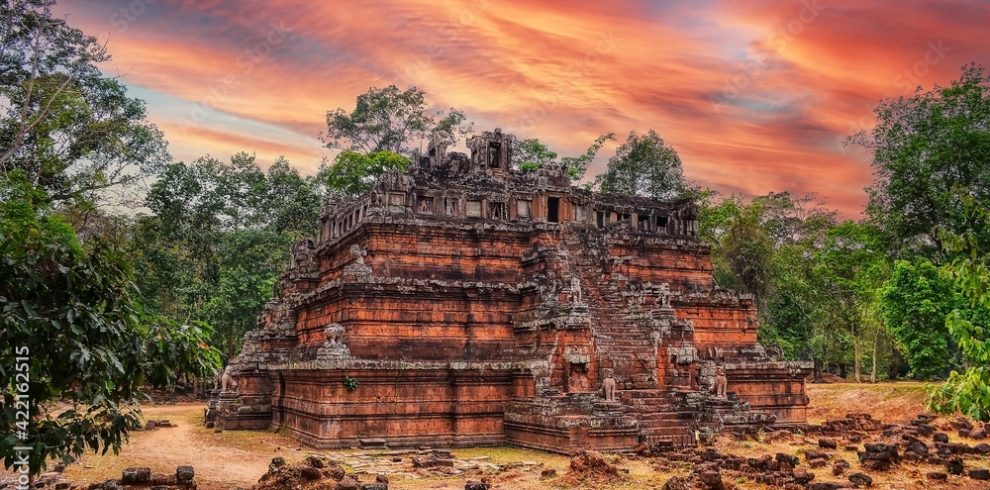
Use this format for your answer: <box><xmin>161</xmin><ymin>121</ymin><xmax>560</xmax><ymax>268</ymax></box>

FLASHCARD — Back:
<box><xmin>805</xmin><ymin>381</ymin><xmax>931</xmax><ymax>424</ymax></box>
<box><xmin>63</xmin><ymin>404</ymin><xmax>300</xmax><ymax>489</ymax></box>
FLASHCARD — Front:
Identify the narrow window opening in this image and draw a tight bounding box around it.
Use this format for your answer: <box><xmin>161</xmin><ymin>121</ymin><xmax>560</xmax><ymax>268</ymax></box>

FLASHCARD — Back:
<box><xmin>490</xmin><ymin>201</ymin><xmax>506</xmax><ymax>220</ymax></box>
<box><xmin>444</xmin><ymin>198</ymin><xmax>459</xmax><ymax>215</ymax></box>
<box><xmin>657</xmin><ymin>215</ymin><xmax>669</xmax><ymax>231</ymax></box>
<box><xmin>547</xmin><ymin>197</ymin><xmax>560</xmax><ymax>223</ymax></box>
<box><xmin>638</xmin><ymin>213</ymin><xmax>650</xmax><ymax>231</ymax></box>
<box><xmin>488</xmin><ymin>142</ymin><xmax>501</xmax><ymax>168</ymax></box>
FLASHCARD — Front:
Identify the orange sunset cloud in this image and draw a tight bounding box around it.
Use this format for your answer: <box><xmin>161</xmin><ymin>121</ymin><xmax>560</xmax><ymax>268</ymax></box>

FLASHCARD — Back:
<box><xmin>57</xmin><ymin>0</ymin><xmax>990</xmax><ymax>216</ymax></box>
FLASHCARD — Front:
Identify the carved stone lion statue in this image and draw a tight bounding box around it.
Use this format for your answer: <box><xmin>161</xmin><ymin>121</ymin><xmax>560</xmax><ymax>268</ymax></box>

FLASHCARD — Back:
<box><xmin>325</xmin><ymin>323</ymin><xmax>345</xmax><ymax>348</ymax></box>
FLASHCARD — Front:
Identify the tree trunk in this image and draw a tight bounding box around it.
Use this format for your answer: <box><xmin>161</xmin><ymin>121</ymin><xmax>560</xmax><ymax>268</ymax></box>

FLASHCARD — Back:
<box><xmin>226</xmin><ymin>325</ymin><xmax>235</xmax><ymax>362</ymax></box>
<box><xmin>871</xmin><ymin>328</ymin><xmax>878</xmax><ymax>383</ymax></box>
<box><xmin>820</xmin><ymin>339</ymin><xmax>829</xmax><ymax>382</ymax></box>
<box><xmin>854</xmin><ymin>337</ymin><xmax>862</xmax><ymax>383</ymax></box>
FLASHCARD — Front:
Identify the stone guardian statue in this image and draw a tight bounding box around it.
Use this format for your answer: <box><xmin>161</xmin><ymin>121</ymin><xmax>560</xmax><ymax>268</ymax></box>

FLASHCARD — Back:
<box><xmin>220</xmin><ymin>365</ymin><xmax>238</xmax><ymax>393</ymax></box>
<box><xmin>714</xmin><ymin>364</ymin><xmax>728</xmax><ymax>398</ymax></box>
<box><xmin>602</xmin><ymin>368</ymin><xmax>617</xmax><ymax>402</ymax></box>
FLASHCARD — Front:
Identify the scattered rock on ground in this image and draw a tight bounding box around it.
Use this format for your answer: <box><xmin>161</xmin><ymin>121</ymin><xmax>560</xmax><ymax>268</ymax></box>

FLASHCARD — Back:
<box><xmin>250</xmin><ymin>456</ymin><xmax>354</xmax><ymax>490</ymax></box>
<box><xmin>945</xmin><ymin>456</ymin><xmax>964</xmax><ymax>475</ymax></box>
<box><xmin>560</xmin><ymin>450</ymin><xmax>625</xmax><ymax>486</ymax></box>
<box><xmin>857</xmin><ymin>443</ymin><xmax>899</xmax><ymax>471</ymax></box>
<box><xmin>662</xmin><ymin>476</ymin><xmax>691</xmax><ymax>490</ymax></box>
<box><xmin>848</xmin><ymin>471</ymin><xmax>872</xmax><ymax>487</ymax></box>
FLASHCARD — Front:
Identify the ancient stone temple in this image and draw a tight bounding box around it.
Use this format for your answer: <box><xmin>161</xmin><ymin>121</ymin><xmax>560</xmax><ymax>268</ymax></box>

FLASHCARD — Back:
<box><xmin>207</xmin><ymin>129</ymin><xmax>812</xmax><ymax>454</ymax></box>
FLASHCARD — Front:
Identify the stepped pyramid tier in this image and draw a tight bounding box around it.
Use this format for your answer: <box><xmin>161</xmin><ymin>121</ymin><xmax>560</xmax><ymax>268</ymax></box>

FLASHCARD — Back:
<box><xmin>209</xmin><ymin>129</ymin><xmax>812</xmax><ymax>453</ymax></box>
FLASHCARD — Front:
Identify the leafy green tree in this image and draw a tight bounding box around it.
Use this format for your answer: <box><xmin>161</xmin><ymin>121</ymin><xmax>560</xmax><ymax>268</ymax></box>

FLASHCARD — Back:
<box><xmin>0</xmin><ymin>0</ymin><xmax>168</xmax><ymax>206</ymax></box>
<box><xmin>931</xmin><ymin>196</ymin><xmax>990</xmax><ymax>420</ymax></box>
<box><xmin>813</xmin><ymin>221</ymin><xmax>890</xmax><ymax>382</ymax></box>
<box><xmin>322</xmin><ymin>150</ymin><xmax>409</xmax><ymax>196</ymax></box>
<box><xmin>202</xmin><ymin>231</ymin><xmax>285</xmax><ymax>359</ymax></box>
<box><xmin>861</xmin><ymin>64</ymin><xmax>990</xmax><ymax>256</ymax></box>
<box><xmin>1</xmin><ymin>171</ymin><xmax>219</xmax><ymax>474</ymax></box>
<box><xmin>266</xmin><ymin>157</ymin><xmax>321</xmax><ymax>233</ymax></box>
<box><xmin>514</xmin><ymin>138</ymin><xmax>558</xmax><ymax>172</ymax></box>
<box><xmin>700</xmin><ymin>191</ymin><xmax>885</xmax><ymax>380</ymax></box>
<box><xmin>140</xmin><ymin>316</ymin><xmax>221</xmax><ymax>389</ymax></box>
<box><xmin>698</xmin><ymin>191</ymin><xmax>758</xmax><ymax>293</ymax></box>
<box><xmin>322</xmin><ymin>85</ymin><xmax>470</xmax><ymax>155</ymax></box>
<box><xmin>512</xmin><ymin>134</ymin><xmax>613</xmax><ymax>178</ymax></box>
<box><xmin>595</xmin><ymin>130</ymin><xmax>692</xmax><ymax>200</ymax></box>
<box><xmin>139</xmin><ymin>154</ymin><xmax>320</xmax><ymax>358</ymax></box>
<box><xmin>719</xmin><ymin>199</ymin><xmax>774</xmax><ymax>300</ymax></box>
<box><xmin>561</xmin><ymin>134</ymin><xmax>614</xmax><ymax>180</ymax></box>
<box><xmin>761</xmin><ymin>249</ymin><xmax>820</xmax><ymax>361</ymax></box>
<box><xmin>710</xmin><ymin>193</ymin><xmax>834</xmax><ymax>304</ymax></box>
<box><xmin>879</xmin><ymin>259</ymin><xmax>958</xmax><ymax>378</ymax></box>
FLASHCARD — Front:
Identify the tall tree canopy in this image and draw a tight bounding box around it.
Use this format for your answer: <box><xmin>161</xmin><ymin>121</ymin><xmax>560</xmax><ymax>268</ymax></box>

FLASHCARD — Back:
<box><xmin>321</xmin><ymin>150</ymin><xmax>409</xmax><ymax>197</ymax></box>
<box><xmin>322</xmin><ymin>85</ymin><xmax>470</xmax><ymax>156</ymax></box>
<box><xmin>931</xmin><ymin>196</ymin><xmax>990</xmax><ymax>420</ymax></box>
<box><xmin>879</xmin><ymin>259</ymin><xmax>959</xmax><ymax>378</ymax></box>
<box><xmin>595</xmin><ymin>130</ymin><xmax>692</xmax><ymax>200</ymax></box>
<box><xmin>139</xmin><ymin>153</ymin><xmax>321</xmax><ymax>358</ymax></box>
<box><xmin>513</xmin><ymin>138</ymin><xmax>558</xmax><ymax>172</ymax></box>
<box><xmin>1</xmin><ymin>2</ymin><xmax>216</xmax><ymax>475</ymax></box>
<box><xmin>1</xmin><ymin>171</ymin><xmax>220</xmax><ymax>474</ymax></box>
<box><xmin>814</xmin><ymin>221</ymin><xmax>890</xmax><ymax>382</ymax></box>
<box><xmin>699</xmin><ymin>192</ymin><xmax>900</xmax><ymax>381</ymax></box>
<box><xmin>0</xmin><ymin>0</ymin><xmax>167</xmax><ymax>207</ymax></box>
<box><xmin>863</xmin><ymin>64</ymin><xmax>990</xmax><ymax>255</ymax></box>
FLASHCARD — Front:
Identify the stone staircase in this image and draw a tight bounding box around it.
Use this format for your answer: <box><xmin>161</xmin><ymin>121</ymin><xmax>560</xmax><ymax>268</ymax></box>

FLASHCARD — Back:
<box><xmin>618</xmin><ymin>389</ymin><xmax>697</xmax><ymax>449</ymax></box>
<box><xmin>584</xmin><ymin>280</ymin><xmax>658</xmax><ymax>390</ymax></box>
<box><xmin>560</xmin><ymin>227</ymin><xmax>695</xmax><ymax>448</ymax></box>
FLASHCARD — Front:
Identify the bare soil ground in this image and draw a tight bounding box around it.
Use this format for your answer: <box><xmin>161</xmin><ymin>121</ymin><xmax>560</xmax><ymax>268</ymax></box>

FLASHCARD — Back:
<box><xmin>41</xmin><ymin>382</ymin><xmax>990</xmax><ymax>489</ymax></box>
<box><xmin>805</xmin><ymin>381</ymin><xmax>933</xmax><ymax>424</ymax></box>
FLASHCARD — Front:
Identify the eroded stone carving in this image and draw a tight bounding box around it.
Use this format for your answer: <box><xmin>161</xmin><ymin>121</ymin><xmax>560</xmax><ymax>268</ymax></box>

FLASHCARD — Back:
<box><xmin>317</xmin><ymin>323</ymin><xmax>350</xmax><ymax>361</ymax></box>
<box><xmin>714</xmin><ymin>364</ymin><xmax>728</xmax><ymax>398</ymax></box>
<box><xmin>657</xmin><ymin>282</ymin><xmax>672</xmax><ymax>309</ymax></box>
<box><xmin>602</xmin><ymin>368</ymin><xmax>617</xmax><ymax>402</ymax></box>
<box><xmin>220</xmin><ymin>365</ymin><xmax>238</xmax><ymax>393</ymax></box>
<box><xmin>767</xmin><ymin>345</ymin><xmax>784</xmax><ymax>361</ymax></box>
<box><xmin>342</xmin><ymin>244</ymin><xmax>372</xmax><ymax>277</ymax></box>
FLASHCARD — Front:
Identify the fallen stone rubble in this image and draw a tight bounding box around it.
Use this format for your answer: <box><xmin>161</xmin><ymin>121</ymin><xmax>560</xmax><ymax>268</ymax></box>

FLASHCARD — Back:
<box><xmin>17</xmin><ymin>412</ymin><xmax>990</xmax><ymax>490</ymax></box>
<box><xmin>656</xmin><ymin>411</ymin><xmax>990</xmax><ymax>489</ymax></box>
<box><xmin>250</xmin><ymin>456</ymin><xmax>387</xmax><ymax>490</ymax></box>
<box><xmin>4</xmin><ymin>465</ymin><xmax>200</xmax><ymax>490</ymax></box>
<box><xmin>559</xmin><ymin>450</ymin><xmax>628</xmax><ymax>486</ymax></box>
<box><xmin>140</xmin><ymin>419</ymin><xmax>176</xmax><ymax>430</ymax></box>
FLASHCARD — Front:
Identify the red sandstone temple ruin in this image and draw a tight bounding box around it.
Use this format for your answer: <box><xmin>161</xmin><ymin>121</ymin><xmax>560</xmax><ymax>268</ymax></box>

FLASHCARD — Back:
<box><xmin>208</xmin><ymin>129</ymin><xmax>811</xmax><ymax>454</ymax></box>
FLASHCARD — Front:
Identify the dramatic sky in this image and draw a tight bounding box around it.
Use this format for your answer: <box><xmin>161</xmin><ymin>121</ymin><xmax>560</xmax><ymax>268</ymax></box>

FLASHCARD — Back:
<box><xmin>57</xmin><ymin>1</ymin><xmax>989</xmax><ymax>216</ymax></box>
